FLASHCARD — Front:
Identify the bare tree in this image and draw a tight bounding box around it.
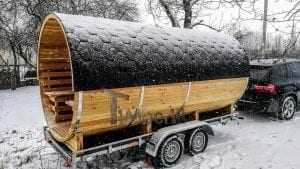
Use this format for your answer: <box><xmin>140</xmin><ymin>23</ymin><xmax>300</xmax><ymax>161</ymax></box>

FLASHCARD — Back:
<box><xmin>146</xmin><ymin>0</ymin><xmax>257</xmax><ymax>30</ymax></box>
<box><xmin>0</xmin><ymin>0</ymin><xmax>139</xmax><ymax>68</ymax></box>
<box><xmin>282</xmin><ymin>19</ymin><xmax>300</xmax><ymax>57</ymax></box>
<box><xmin>0</xmin><ymin>0</ymin><xmax>139</xmax><ymax>89</ymax></box>
<box><xmin>0</xmin><ymin>0</ymin><xmax>25</xmax><ymax>89</ymax></box>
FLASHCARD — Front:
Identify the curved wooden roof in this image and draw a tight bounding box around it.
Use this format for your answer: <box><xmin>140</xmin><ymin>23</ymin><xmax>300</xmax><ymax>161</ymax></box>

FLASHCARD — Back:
<box><xmin>39</xmin><ymin>13</ymin><xmax>249</xmax><ymax>91</ymax></box>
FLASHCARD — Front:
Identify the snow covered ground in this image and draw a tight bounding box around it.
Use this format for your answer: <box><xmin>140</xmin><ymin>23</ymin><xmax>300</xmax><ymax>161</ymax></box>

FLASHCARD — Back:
<box><xmin>0</xmin><ymin>86</ymin><xmax>300</xmax><ymax>169</ymax></box>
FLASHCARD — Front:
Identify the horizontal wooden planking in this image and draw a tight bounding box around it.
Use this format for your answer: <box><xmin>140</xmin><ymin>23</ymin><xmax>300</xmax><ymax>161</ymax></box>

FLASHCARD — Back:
<box><xmin>81</xmin><ymin>78</ymin><xmax>245</xmax><ymax>116</ymax></box>
<box><xmin>76</xmin><ymin>88</ymin><xmax>242</xmax><ymax>117</ymax></box>
<box><xmin>39</xmin><ymin>58</ymin><xmax>70</xmax><ymax>63</ymax></box>
<box><xmin>79</xmin><ymin>100</ymin><xmax>231</xmax><ymax>121</ymax></box>
<box><xmin>43</xmin><ymin>24</ymin><xmax>61</xmax><ymax>29</ymax></box>
<box><xmin>41</xmin><ymin>29</ymin><xmax>65</xmax><ymax>38</ymax></box>
<box><xmin>43</xmin><ymin>27</ymin><xmax>63</xmax><ymax>32</ymax></box>
<box><xmin>40</xmin><ymin>41</ymin><xmax>67</xmax><ymax>47</ymax></box>
<box><xmin>80</xmin><ymin>93</ymin><xmax>239</xmax><ymax>112</ymax></box>
<box><xmin>41</xmin><ymin>79</ymin><xmax>72</xmax><ymax>86</ymax></box>
<box><xmin>55</xmin><ymin>113</ymin><xmax>73</xmax><ymax>122</ymax></box>
<box><xmin>49</xmin><ymin>95</ymin><xmax>74</xmax><ymax>103</ymax></box>
<box><xmin>39</xmin><ymin>52</ymin><xmax>69</xmax><ymax>57</ymax></box>
<box><xmin>77</xmin><ymin>104</ymin><xmax>233</xmax><ymax>136</ymax></box>
<box><xmin>39</xmin><ymin>48</ymin><xmax>69</xmax><ymax>53</ymax></box>
<box><xmin>41</xmin><ymin>35</ymin><xmax>66</xmax><ymax>42</ymax></box>
<box><xmin>40</xmin><ymin>43</ymin><xmax>68</xmax><ymax>49</ymax></box>
<box><xmin>39</xmin><ymin>62</ymin><xmax>71</xmax><ymax>71</ymax></box>
<box><xmin>44</xmin><ymin>77</ymin><xmax>248</xmax><ymax>144</ymax></box>
<box><xmin>80</xmin><ymin>97</ymin><xmax>238</xmax><ymax>114</ymax></box>
<box><xmin>79</xmin><ymin>80</ymin><xmax>246</xmax><ymax>102</ymax></box>
<box><xmin>40</xmin><ymin>71</ymin><xmax>71</xmax><ymax>78</ymax></box>
<box><xmin>44</xmin><ymin>90</ymin><xmax>73</xmax><ymax>97</ymax></box>
<box><xmin>42</xmin><ymin>29</ymin><xmax>65</xmax><ymax>36</ymax></box>
<box><xmin>42</xmin><ymin>86</ymin><xmax>72</xmax><ymax>92</ymax></box>
<box><xmin>44</xmin><ymin>21</ymin><xmax>60</xmax><ymax>27</ymax></box>
<box><xmin>39</xmin><ymin>55</ymin><xmax>69</xmax><ymax>60</ymax></box>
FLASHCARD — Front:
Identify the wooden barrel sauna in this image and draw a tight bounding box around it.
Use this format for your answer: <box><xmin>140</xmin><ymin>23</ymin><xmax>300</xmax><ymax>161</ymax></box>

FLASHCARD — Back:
<box><xmin>37</xmin><ymin>13</ymin><xmax>249</xmax><ymax>152</ymax></box>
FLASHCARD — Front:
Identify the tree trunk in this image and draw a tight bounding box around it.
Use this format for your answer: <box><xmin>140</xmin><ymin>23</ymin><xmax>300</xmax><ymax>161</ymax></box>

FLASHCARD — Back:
<box><xmin>10</xmin><ymin>41</ymin><xmax>18</xmax><ymax>90</ymax></box>
<box><xmin>17</xmin><ymin>44</ymin><xmax>36</xmax><ymax>69</ymax></box>
<box><xmin>183</xmin><ymin>0</ymin><xmax>192</xmax><ymax>28</ymax></box>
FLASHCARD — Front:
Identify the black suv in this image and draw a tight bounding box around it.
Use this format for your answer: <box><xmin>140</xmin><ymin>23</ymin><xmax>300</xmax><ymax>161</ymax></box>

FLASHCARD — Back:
<box><xmin>236</xmin><ymin>58</ymin><xmax>300</xmax><ymax>120</ymax></box>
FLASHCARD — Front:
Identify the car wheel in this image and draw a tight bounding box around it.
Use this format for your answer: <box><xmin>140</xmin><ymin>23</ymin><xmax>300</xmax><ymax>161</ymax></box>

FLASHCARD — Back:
<box><xmin>279</xmin><ymin>96</ymin><xmax>296</xmax><ymax>120</ymax></box>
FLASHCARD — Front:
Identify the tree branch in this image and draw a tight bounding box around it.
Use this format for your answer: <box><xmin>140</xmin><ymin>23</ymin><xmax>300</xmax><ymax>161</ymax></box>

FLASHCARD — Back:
<box><xmin>159</xmin><ymin>0</ymin><xmax>180</xmax><ymax>27</ymax></box>
<box><xmin>192</xmin><ymin>21</ymin><xmax>220</xmax><ymax>32</ymax></box>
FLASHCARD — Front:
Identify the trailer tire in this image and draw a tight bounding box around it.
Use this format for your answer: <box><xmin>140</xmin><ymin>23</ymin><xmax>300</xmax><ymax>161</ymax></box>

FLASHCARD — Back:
<box><xmin>187</xmin><ymin>128</ymin><xmax>208</xmax><ymax>155</ymax></box>
<box><xmin>154</xmin><ymin>136</ymin><xmax>184</xmax><ymax>168</ymax></box>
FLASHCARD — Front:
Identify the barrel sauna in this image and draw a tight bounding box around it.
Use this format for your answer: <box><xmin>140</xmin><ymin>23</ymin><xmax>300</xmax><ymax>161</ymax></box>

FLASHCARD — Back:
<box><xmin>37</xmin><ymin>13</ymin><xmax>249</xmax><ymax>152</ymax></box>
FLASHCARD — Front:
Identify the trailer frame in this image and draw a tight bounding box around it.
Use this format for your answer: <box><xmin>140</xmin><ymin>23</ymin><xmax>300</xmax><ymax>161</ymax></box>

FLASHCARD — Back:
<box><xmin>43</xmin><ymin>112</ymin><xmax>241</xmax><ymax>168</ymax></box>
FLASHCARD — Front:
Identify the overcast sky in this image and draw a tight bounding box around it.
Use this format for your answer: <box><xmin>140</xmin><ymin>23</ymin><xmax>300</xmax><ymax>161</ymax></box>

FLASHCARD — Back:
<box><xmin>137</xmin><ymin>0</ymin><xmax>298</xmax><ymax>34</ymax></box>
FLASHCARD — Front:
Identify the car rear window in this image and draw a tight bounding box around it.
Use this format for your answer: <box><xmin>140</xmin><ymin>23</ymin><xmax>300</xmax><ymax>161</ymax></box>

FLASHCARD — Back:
<box><xmin>290</xmin><ymin>62</ymin><xmax>300</xmax><ymax>78</ymax></box>
<box><xmin>290</xmin><ymin>62</ymin><xmax>300</xmax><ymax>70</ymax></box>
<box><xmin>250</xmin><ymin>66</ymin><xmax>271</xmax><ymax>80</ymax></box>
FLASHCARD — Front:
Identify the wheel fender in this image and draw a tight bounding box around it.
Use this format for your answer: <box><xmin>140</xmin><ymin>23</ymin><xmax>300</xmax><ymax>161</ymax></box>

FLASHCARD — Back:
<box><xmin>145</xmin><ymin>121</ymin><xmax>213</xmax><ymax>157</ymax></box>
<box><xmin>146</xmin><ymin>134</ymin><xmax>184</xmax><ymax>158</ymax></box>
<box><xmin>200</xmin><ymin>124</ymin><xmax>214</xmax><ymax>136</ymax></box>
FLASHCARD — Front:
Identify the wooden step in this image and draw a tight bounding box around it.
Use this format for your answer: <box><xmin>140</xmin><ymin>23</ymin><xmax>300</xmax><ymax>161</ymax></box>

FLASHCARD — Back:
<box><xmin>44</xmin><ymin>90</ymin><xmax>74</xmax><ymax>97</ymax></box>
<box><xmin>49</xmin><ymin>96</ymin><xmax>74</xmax><ymax>103</ymax></box>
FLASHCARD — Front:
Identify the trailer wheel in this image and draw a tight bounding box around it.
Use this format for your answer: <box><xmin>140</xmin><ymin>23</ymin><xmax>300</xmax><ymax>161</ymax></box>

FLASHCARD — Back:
<box><xmin>155</xmin><ymin>136</ymin><xmax>184</xmax><ymax>168</ymax></box>
<box><xmin>187</xmin><ymin>128</ymin><xmax>208</xmax><ymax>155</ymax></box>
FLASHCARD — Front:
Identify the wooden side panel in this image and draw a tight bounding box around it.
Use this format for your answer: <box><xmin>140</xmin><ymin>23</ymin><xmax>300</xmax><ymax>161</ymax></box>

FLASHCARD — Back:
<box><xmin>73</xmin><ymin>77</ymin><xmax>248</xmax><ymax>136</ymax></box>
<box><xmin>47</xmin><ymin>77</ymin><xmax>248</xmax><ymax>152</ymax></box>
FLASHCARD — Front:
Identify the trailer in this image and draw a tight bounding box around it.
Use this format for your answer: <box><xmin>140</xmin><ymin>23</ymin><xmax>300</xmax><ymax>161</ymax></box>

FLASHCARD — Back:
<box><xmin>44</xmin><ymin>112</ymin><xmax>242</xmax><ymax>168</ymax></box>
<box><xmin>37</xmin><ymin>13</ymin><xmax>249</xmax><ymax>168</ymax></box>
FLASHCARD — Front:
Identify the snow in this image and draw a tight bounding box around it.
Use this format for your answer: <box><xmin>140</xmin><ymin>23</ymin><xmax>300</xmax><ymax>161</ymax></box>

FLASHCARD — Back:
<box><xmin>1</xmin><ymin>86</ymin><xmax>300</xmax><ymax>168</ymax></box>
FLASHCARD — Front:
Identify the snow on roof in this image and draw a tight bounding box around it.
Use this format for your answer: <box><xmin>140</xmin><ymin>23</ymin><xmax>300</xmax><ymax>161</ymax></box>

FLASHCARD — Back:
<box><xmin>47</xmin><ymin>13</ymin><xmax>248</xmax><ymax>91</ymax></box>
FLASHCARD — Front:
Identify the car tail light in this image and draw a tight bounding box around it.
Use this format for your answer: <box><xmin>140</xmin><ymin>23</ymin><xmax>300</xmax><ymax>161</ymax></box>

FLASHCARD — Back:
<box><xmin>254</xmin><ymin>84</ymin><xmax>276</xmax><ymax>93</ymax></box>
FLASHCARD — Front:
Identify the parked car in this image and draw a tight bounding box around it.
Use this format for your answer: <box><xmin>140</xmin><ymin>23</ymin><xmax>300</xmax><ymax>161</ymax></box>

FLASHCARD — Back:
<box><xmin>236</xmin><ymin>58</ymin><xmax>300</xmax><ymax>120</ymax></box>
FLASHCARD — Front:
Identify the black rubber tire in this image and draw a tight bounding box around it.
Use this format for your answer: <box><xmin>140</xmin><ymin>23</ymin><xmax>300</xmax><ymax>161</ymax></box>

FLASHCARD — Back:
<box><xmin>187</xmin><ymin>128</ymin><xmax>208</xmax><ymax>155</ymax></box>
<box><xmin>154</xmin><ymin>136</ymin><xmax>184</xmax><ymax>168</ymax></box>
<box><xmin>279</xmin><ymin>96</ymin><xmax>296</xmax><ymax>120</ymax></box>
